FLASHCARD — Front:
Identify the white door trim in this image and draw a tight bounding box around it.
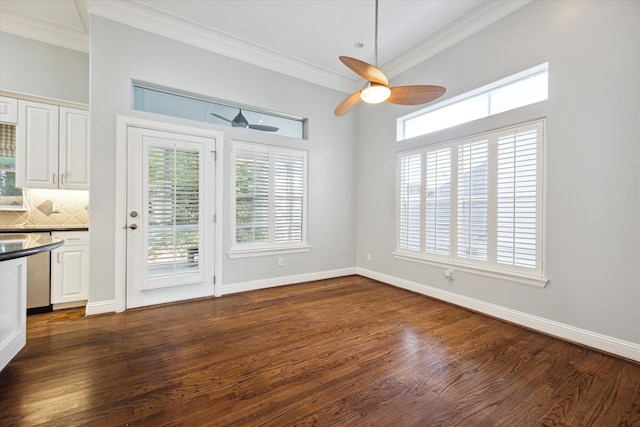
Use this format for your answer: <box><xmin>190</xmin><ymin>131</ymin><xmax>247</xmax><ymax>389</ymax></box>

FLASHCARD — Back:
<box><xmin>114</xmin><ymin>116</ymin><xmax>224</xmax><ymax>312</ymax></box>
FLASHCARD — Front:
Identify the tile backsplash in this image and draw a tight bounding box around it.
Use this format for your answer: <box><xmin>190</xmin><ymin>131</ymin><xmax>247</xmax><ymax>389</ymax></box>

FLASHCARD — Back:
<box><xmin>0</xmin><ymin>189</ymin><xmax>89</xmax><ymax>227</ymax></box>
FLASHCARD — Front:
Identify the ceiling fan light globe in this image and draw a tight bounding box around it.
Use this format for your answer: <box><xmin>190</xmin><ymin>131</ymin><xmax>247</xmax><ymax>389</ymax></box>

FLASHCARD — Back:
<box><xmin>360</xmin><ymin>84</ymin><xmax>391</xmax><ymax>104</ymax></box>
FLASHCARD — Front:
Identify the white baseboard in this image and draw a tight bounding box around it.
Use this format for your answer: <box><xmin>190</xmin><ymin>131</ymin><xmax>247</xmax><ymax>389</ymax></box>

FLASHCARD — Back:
<box><xmin>85</xmin><ymin>268</ymin><xmax>640</xmax><ymax>362</ymax></box>
<box><xmin>356</xmin><ymin>267</ymin><xmax>640</xmax><ymax>363</ymax></box>
<box><xmin>85</xmin><ymin>299</ymin><xmax>116</xmax><ymax>316</ymax></box>
<box><xmin>221</xmin><ymin>267</ymin><xmax>357</xmax><ymax>295</ymax></box>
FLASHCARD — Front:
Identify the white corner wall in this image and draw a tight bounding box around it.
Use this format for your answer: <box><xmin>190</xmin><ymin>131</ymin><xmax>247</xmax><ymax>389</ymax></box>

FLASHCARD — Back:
<box><xmin>355</xmin><ymin>0</ymin><xmax>640</xmax><ymax>353</ymax></box>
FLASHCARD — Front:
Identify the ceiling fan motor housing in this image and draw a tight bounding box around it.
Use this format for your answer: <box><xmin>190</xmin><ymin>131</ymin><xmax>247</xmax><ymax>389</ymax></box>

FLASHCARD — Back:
<box><xmin>232</xmin><ymin>111</ymin><xmax>250</xmax><ymax>127</ymax></box>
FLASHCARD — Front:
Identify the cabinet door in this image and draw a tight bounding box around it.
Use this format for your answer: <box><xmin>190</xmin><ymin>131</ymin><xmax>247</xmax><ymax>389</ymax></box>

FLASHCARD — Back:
<box><xmin>16</xmin><ymin>100</ymin><xmax>59</xmax><ymax>189</ymax></box>
<box><xmin>59</xmin><ymin>107</ymin><xmax>90</xmax><ymax>190</ymax></box>
<box><xmin>0</xmin><ymin>96</ymin><xmax>18</xmax><ymax>124</ymax></box>
<box><xmin>0</xmin><ymin>258</ymin><xmax>27</xmax><ymax>371</ymax></box>
<box><xmin>51</xmin><ymin>243</ymin><xmax>89</xmax><ymax>304</ymax></box>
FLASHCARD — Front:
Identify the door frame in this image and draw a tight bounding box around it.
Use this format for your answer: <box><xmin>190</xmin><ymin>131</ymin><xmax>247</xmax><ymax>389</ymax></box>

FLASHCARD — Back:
<box><xmin>114</xmin><ymin>116</ymin><xmax>224</xmax><ymax>312</ymax></box>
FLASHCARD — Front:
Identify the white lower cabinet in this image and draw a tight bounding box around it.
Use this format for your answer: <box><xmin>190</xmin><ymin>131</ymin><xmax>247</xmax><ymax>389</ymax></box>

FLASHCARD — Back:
<box><xmin>51</xmin><ymin>231</ymin><xmax>89</xmax><ymax>305</ymax></box>
<box><xmin>0</xmin><ymin>257</ymin><xmax>27</xmax><ymax>371</ymax></box>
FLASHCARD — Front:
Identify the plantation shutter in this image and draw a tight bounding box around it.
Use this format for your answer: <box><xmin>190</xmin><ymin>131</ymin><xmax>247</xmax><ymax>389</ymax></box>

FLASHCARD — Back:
<box><xmin>424</xmin><ymin>147</ymin><xmax>451</xmax><ymax>255</ymax></box>
<box><xmin>146</xmin><ymin>145</ymin><xmax>202</xmax><ymax>280</ymax></box>
<box><xmin>234</xmin><ymin>146</ymin><xmax>270</xmax><ymax>244</ymax></box>
<box><xmin>396</xmin><ymin>120</ymin><xmax>543</xmax><ymax>280</ymax></box>
<box><xmin>457</xmin><ymin>140</ymin><xmax>489</xmax><ymax>261</ymax></box>
<box><xmin>274</xmin><ymin>151</ymin><xmax>305</xmax><ymax>242</ymax></box>
<box><xmin>399</xmin><ymin>153</ymin><xmax>422</xmax><ymax>250</ymax></box>
<box><xmin>496</xmin><ymin>124</ymin><xmax>540</xmax><ymax>269</ymax></box>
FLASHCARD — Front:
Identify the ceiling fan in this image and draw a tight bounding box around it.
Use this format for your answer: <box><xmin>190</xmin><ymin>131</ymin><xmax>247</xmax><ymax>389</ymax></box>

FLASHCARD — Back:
<box><xmin>210</xmin><ymin>109</ymin><xmax>279</xmax><ymax>132</ymax></box>
<box><xmin>334</xmin><ymin>0</ymin><xmax>446</xmax><ymax>116</ymax></box>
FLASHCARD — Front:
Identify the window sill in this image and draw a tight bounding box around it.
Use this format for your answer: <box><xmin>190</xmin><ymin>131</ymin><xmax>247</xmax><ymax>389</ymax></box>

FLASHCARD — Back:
<box><xmin>228</xmin><ymin>244</ymin><xmax>311</xmax><ymax>259</ymax></box>
<box><xmin>392</xmin><ymin>251</ymin><xmax>548</xmax><ymax>288</ymax></box>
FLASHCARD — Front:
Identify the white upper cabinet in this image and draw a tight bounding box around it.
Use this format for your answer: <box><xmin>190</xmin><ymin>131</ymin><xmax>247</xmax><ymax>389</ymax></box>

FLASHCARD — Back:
<box><xmin>16</xmin><ymin>100</ymin><xmax>59</xmax><ymax>189</ymax></box>
<box><xmin>59</xmin><ymin>107</ymin><xmax>90</xmax><ymax>190</ymax></box>
<box><xmin>0</xmin><ymin>96</ymin><xmax>18</xmax><ymax>124</ymax></box>
<box><xmin>16</xmin><ymin>100</ymin><xmax>89</xmax><ymax>190</ymax></box>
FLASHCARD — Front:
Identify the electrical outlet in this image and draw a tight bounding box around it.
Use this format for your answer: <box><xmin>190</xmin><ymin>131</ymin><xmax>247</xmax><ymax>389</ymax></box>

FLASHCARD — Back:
<box><xmin>444</xmin><ymin>269</ymin><xmax>454</xmax><ymax>281</ymax></box>
<box><xmin>366</xmin><ymin>253</ymin><xmax>371</xmax><ymax>261</ymax></box>
<box><xmin>52</xmin><ymin>202</ymin><xmax>61</xmax><ymax>213</ymax></box>
<box><xmin>278</xmin><ymin>257</ymin><xmax>284</xmax><ymax>267</ymax></box>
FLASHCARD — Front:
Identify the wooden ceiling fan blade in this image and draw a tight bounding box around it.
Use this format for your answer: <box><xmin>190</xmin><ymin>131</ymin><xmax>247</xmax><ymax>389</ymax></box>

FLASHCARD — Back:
<box><xmin>386</xmin><ymin>85</ymin><xmax>446</xmax><ymax>105</ymax></box>
<box><xmin>334</xmin><ymin>91</ymin><xmax>362</xmax><ymax>116</ymax></box>
<box><xmin>339</xmin><ymin>56</ymin><xmax>388</xmax><ymax>86</ymax></box>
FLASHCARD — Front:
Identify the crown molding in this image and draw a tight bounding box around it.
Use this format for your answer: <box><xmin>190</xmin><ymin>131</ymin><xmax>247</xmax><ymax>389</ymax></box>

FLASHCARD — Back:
<box><xmin>89</xmin><ymin>0</ymin><xmax>532</xmax><ymax>94</ymax></box>
<box><xmin>382</xmin><ymin>0</ymin><xmax>533</xmax><ymax>80</ymax></box>
<box><xmin>74</xmin><ymin>0</ymin><xmax>90</xmax><ymax>33</ymax></box>
<box><xmin>88</xmin><ymin>0</ymin><xmax>360</xmax><ymax>94</ymax></box>
<box><xmin>1</xmin><ymin>0</ymin><xmax>532</xmax><ymax>93</ymax></box>
<box><xmin>0</xmin><ymin>8</ymin><xmax>89</xmax><ymax>53</ymax></box>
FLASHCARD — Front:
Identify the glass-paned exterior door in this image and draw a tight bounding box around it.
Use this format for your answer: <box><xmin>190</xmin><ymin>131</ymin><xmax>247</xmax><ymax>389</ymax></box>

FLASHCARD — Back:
<box><xmin>126</xmin><ymin>126</ymin><xmax>215</xmax><ymax>309</ymax></box>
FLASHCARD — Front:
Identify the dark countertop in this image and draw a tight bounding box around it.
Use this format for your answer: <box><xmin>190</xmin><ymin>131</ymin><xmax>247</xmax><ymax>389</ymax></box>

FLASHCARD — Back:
<box><xmin>0</xmin><ymin>233</ymin><xmax>64</xmax><ymax>261</ymax></box>
<box><xmin>0</xmin><ymin>225</ymin><xmax>89</xmax><ymax>233</ymax></box>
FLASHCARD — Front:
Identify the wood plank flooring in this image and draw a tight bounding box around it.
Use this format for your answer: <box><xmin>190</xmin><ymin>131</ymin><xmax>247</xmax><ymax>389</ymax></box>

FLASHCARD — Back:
<box><xmin>1</xmin><ymin>275</ymin><xmax>639</xmax><ymax>426</ymax></box>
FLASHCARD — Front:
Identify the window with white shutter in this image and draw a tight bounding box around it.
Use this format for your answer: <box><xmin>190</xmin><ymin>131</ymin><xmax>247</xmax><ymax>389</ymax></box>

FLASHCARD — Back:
<box><xmin>399</xmin><ymin>154</ymin><xmax>421</xmax><ymax>251</ymax></box>
<box><xmin>456</xmin><ymin>139</ymin><xmax>489</xmax><ymax>263</ymax></box>
<box><xmin>395</xmin><ymin>120</ymin><xmax>545</xmax><ymax>285</ymax></box>
<box><xmin>496</xmin><ymin>127</ymin><xmax>540</xmax><ymax>271</ymax></box>
<box><xmin>235</xmin><ymin>147</ymin><xmax>270</xmax><ymax>244</ymax></box>
<box><xmin>146</xmin><ymin>144</ymin><xmax>202</xmax><ymax>281</ymax></box>
<box><xmin>425</xmin><ymin>148</ymin><xmax>451</xmax><ymax>256</ymax></box>
<box><xmin>274</xmin><ymin>151</ymin><xmax>305</xmax><ymax>243</ymax></box>
<box><xmin>230</xmin><ymin>141</ymin><xmax>308</xmax><ymax>257</ymax></box>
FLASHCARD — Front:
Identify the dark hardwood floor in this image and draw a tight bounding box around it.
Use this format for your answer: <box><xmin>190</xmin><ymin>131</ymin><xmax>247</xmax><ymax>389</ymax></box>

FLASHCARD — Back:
<box><xmin>1</xmin><ymin>275</ymin><xmax>639</xmax><ymax>426</ymax></box>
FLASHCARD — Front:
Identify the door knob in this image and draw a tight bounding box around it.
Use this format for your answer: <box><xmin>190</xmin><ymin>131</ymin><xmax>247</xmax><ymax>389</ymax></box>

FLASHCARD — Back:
<box><xmin>124</xmin><ymin>224</ymin><xmax>138</xmax><ymax>230</ymax></box>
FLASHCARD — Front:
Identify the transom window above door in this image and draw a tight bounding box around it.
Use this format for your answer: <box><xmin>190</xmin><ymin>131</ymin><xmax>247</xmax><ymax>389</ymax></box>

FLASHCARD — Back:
<box><xmin>132</xmin><ymin>83</ymin><xmax>307</xmax><ymax>140</ymax></box>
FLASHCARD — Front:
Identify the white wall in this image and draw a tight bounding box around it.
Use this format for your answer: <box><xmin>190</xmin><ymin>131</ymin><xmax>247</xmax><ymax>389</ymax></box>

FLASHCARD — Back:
<box><xmin>89</xmin><ymin>17</ymin><xmax>357</xmax><ymax>303</ymax></box>
<box><xmin>355</xmin><ymin>0</ymin><xmax>640</xmax><ymax>345</ymax></box>
<box><xmin>0</xmin><ymin>32</ymin><xmax>89</xmax><ymax>104</ymax></box>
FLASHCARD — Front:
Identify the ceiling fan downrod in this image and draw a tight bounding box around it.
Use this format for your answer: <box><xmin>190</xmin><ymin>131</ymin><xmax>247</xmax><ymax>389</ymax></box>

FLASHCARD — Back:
<box><xmin>333</xmin><ymin>0</ymin><xmax>447</xmax><ymax>116</ymax></box>
<box><xmin>374</xmin><ymin>0</ymin><xmax>379</xmax><ymax>68</ymax></box>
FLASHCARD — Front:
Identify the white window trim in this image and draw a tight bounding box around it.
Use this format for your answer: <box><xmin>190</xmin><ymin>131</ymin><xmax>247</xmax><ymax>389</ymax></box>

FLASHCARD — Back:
<box><xmin>395</xmin><ymin>120</ymin><xmax>547</xmax><ymax>287</ymax></box>
<box><xmin>228</xmin><ymin>140</ymin><xmax>309</xmax><ymax>259</ymax></box>
<box><xmin>227</xmin><ymin>244</ymin><xmax>311</xmax><ymax>259</ymax></box>
<box><xmin>397</xmin><ymin>62</ymin><xmax>549</xmax><ymax>141</ymax></box>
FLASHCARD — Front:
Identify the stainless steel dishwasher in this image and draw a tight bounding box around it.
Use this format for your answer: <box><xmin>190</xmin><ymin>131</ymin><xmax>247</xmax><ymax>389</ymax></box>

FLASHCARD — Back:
<box><xmin>26</xmin><ymin>240</ymin><xmax>52</xmax><ymax>314</ymax></box>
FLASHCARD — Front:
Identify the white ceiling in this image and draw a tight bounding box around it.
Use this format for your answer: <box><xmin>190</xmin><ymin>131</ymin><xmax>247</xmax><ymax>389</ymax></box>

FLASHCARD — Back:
<box><xmin>0</xmin><ymin>0</ymin><xmax>531</xmax><ymax>93</ymax></box>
